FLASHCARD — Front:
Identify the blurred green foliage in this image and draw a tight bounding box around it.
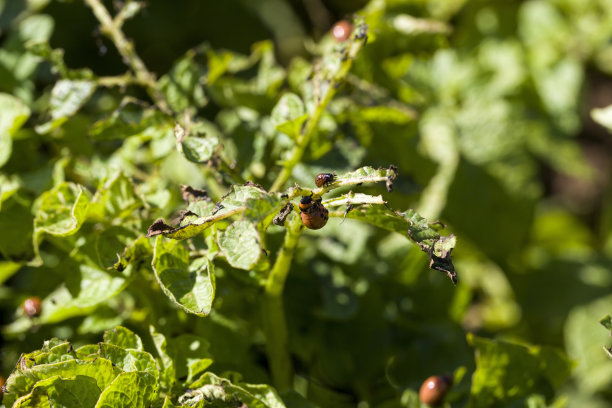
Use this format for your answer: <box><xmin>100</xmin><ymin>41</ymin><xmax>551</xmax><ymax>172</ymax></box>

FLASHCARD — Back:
<box><xmin>1</xmin><ymin>0</ymin><xmax>612</xmax><ymax>407</ymax></box>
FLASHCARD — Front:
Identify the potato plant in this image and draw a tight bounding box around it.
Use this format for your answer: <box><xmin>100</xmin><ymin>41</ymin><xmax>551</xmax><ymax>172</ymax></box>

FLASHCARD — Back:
<box><xmin>1</xmin><ymin>0</ymin><xmax>612</xmax><ymax>407</ymax></box>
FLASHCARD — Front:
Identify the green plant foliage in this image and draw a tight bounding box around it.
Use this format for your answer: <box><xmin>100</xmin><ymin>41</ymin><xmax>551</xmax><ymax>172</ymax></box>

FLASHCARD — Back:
<box><xmin>468</xmin><ymin>334</ymin><xmax>572</xmax><ymax>406</ymax></box>
<box><xmin>1</xmin><ymin>0</ymin><xmax>612</xmax><ymax>406</ymax></box>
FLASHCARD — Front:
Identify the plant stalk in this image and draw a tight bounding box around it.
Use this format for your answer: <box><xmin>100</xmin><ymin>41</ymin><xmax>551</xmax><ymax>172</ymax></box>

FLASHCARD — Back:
<box><xmin>84</xmin><ymin>0</ymin><xmax>171</xmax><ymax>114</ymax></box>
<box><xmin>262</xmin><ymin>215</ymin><xmax>304</xmax><ymax>390</ymax></box>
<box><xmin>269</xmin><ymin>32</ymin><xmax>365</xmax><ymax>192</ymax></box>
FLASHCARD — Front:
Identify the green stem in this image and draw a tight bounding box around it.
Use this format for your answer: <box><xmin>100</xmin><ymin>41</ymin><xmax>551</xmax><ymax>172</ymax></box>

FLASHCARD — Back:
<box><xmin>262</xmin><ymin>215</ymin><xmax>304</xmax><ymax>390</ymax></box>
<box><xmin>84</xmin><ymin>0</ymin><xmax>171</xmax><ymax>114</ymax></box>
<box><xmin>269</xmin><ymin>33</ymin><xmax>366</xmax><ymax>192</ymax></box>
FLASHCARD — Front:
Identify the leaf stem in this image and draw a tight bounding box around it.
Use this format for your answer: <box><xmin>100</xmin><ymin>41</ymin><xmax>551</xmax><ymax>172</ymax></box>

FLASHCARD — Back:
<box><xmin>261</xmin><ymin>214</ymin><xmax>304</xmax><ymax>390</ymax></box>
<box><xmin>269</xmin><ymin>30</ymin><xmax>366</xmax><ymax>192</ymax></box>
<box><xmin>84</xmin><ymin>0</ymin><xmax>171</xmax><ymax>114</ymax></box>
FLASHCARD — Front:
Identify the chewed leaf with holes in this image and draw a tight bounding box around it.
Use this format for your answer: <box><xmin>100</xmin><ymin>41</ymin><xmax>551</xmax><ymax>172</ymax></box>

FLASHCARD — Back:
<box><xmin>300</xmin><ymin>165</ymin><xmax>398</xmax><ymax>195</ymax></box>
<box><xmin>342</xmin><ymin>203</ymin><xmax>456</xmax><ymax>284</ymax></box>
<box><xmin>147</xmin><ymin>183</ymin><xmax>284</xmax><ymax>240</ymax></box>
<box><xmin>152</xmin><ymin>236</ymin><xmax>215</xmax><ymax>316</ymax></box>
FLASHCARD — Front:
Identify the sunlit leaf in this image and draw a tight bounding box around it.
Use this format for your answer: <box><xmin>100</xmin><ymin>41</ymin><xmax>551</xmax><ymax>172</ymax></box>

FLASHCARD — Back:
<box><xmin>13</xmin><ymin>375</ymin><xmax>101</xmax><ymax>408</ymax></box>
<box><xmin>94</xmin><ymin>371</ymin><xmax>157</xmax><ymax>408</ymax></box>
<box><xmin>104</xmin><ymin>326</ymin><xmax>144</xmax><ymax>351</ymax></box>
<box><xmin>152</xmin><ymin>237</ymin><xmax>215</xmax><ymax>316</ymax></box>
<box><xmin>0</xmin><ymin>93</ymin><xmax>30</xmax><ymax>167</ymax></box>
<box><xmin>271</xmin><ymin>93</ymin><xmax>307</xmax><ymax>139</ymax></box>
<box><xmin>218</xmin><ymin>220</ymin><xmax>262</xmax><ymax>270</ymax></box>
<box><xmin>36</xmin><ymin>79</ymin><xmax>96</xmax><ymax>133</ymax></box>
<box><xmin>181</xmin><ymin>372</ymin><xmax>285</xmax><ymax>408</ymax></box>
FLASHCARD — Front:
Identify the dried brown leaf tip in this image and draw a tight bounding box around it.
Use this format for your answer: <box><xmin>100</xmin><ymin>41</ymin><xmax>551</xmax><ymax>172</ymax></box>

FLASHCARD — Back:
<box><xmin>146</xmin><ymin>219</ymin><xmax>174</xmax><ymax>237</ymax></box>
<box><xmin>181</xmin><ymin>185</ymin><xmax>209</xmax><ymax>202</ymax></box>
<box><xmin>429</xmin><ymin>235</ymin><xmax>457</xmax><ymax>285</ymax></box>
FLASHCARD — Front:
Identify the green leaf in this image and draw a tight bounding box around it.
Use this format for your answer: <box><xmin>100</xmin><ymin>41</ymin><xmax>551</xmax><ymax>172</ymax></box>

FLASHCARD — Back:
<box><xmin>218</xmin><ymin>220</ymin><xmax>262</xmax><ymax>270</ymax></box>
<box><xmin>147</xmin><ymin>184</ymin><xmax>273</xmax><ymax>240</ymax></box>
<box><xmin>244</xmin><ymin>193</ymin><xmax>285</xmax><ymax>227</ymax></box>
<box><xmin>36</xmin><ymin>79</ymin><xmax>96</xmax><ymax>134</ymax></box>
<box><xmin>271</xmin><ymin>93</ymin><xmax>306</xmax><ymax>139</ymax></box>
<box><xmin>159</xmin><ymin>50</ymin><xmax>208</xmax><ymax>113</ymax></box>
<box><xmin>180</xmin><ymin>134</ymin><xmax>219</xmax><ymax>163</ymax></box>
<box><xmin>0</xmin><ymin>14</ymin><xmax>54</xmax><ymax>83</ymax></box>
<box><xmin>94</xmin><ymin>371</ymin><xmax>157</xmax><ymax>408</ymax></box>
<box><xmin>149</xmin><ymin>326</ymin><xmax>176</xmax><ymax>391</ymax></box>
<box><xmin>565</xmin><ymin>294</ymin><xmax>612</xmax><ymax>393</ymax></box>
<box><xmin>206</xmin><ymin>41</ymin><xmax>285</xmax><ymax>109</ymax></box>
<box><xmin>33</xmin><ymin>182</ymin><xmax>91</xmax><ymax>262</ymax></box>
<box><xmin>467</xmin><ymin>334</ymin><xmax>573</xmax><ymax>406</ymax></box>
<box><xmin>0</xmin><ymin>174</ymin><xmax>20</xmax><ymax>211</ymax></box>
<box><xmin>103</xmin><ymin>326</ymin><xmax>144</xmax><ymax>351</ymax></box>
<box><xmin>33</xmin><ymin>182</ymin><xmax>90</xmax><ymax>237</ymax></box>
<box><xmin>89</xmin><ymin>102</ymin><xmax>172</xmax><ymax>141</ymax></box>
<box><xmin>170</xmin><ymin>334</ymin><xmax>213</xmax><ymax>383</ymax></box>
<box><xmin>2</xmin><ymin>263</ymin><xmax>131</xmax><ymax>327</ymax></box>
<box><xmin>13</xmin><ymin>375</ymin><xmax>101</xmax><ymax>408</ymax></box>
<box><xmin>342</xmin><ymin>204</ymin><xmax>457</xmax><ymax>283</ymax></box>
<box><xmin>181</xmin><ymin>372</ymin><xmax>286</xmax><ymax>408</ymax></box>
<box><xmin>321</xmin><ymin>165</ymin><xmax>398</xmax><ymax>192</ymax></box>
<box><xmin>38</xmin><ymin>270</ymin><xmax>115</xmax><ymax>319</ymax></box>
<box><xmin>161</xmin><ymin>397</ymin><xmax>178</xmax><ymax>408</ymax></box>
<box><xmin>0</xmin><ymin>260</ymin><xmax>22</xmax><ymax>285</ymax></box>
<box><xmin>0</xmin><ymin>194</ymin><xmax>34</xmax><ymax>259</ymax></box>
<box><xmin>0</xmin><ymin>93</ymin><xmax>30</xmax><ymax>167</ymax></box>
<box><xmin>95</xmin><ymin>343</ymin><xmax>158</xmax><ymax>377</ymax></box>
<box><xmin>89</xmin><ymin>172</ymin><xmax>144</xmax><ymax>220</ymax></box>
<box><xmin>152</xmin><ymin>236</ymin><xmax>215</xmax><ymax>316</ymax></box>
<box><xmin>3</xmin><ymin>328</ymin><xmax>163</xmax><ymax>407</ymax></box>
<box><xmin>5</xmin><ymin>357</ymin><xmax>120</xmax><ymax>406</ymax></box>
<box><xmin>600</xmin><ymin>315</ymin><xmax>612</xmax><ymax>331</ymax></box>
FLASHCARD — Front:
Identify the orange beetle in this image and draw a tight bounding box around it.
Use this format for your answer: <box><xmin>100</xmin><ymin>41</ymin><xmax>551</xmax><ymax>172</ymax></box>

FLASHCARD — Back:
<box><xmin>315</xmin><ymin>172</ymin><xmax>336</xmax><ymax>188</ymax></box>
<box><xmin>299</xmin><ymin>196</ymin><xmax>329</xmax><ymax>230</ymax></box>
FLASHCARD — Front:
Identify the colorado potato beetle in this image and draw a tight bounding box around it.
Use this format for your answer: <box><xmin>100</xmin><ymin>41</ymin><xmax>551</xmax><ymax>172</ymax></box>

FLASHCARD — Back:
<box><xmin>299</xmin><ymin>196</ymin><xmax>329</xmax><ymax>230</ymax></box>
<box><xmin>315</xmin><ymin>172</ymin><xmax>336</xmax><ymax>187</ymax></box>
